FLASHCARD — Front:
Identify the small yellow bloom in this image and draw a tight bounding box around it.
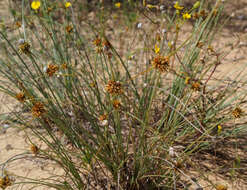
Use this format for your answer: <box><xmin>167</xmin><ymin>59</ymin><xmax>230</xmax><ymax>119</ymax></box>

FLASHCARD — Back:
<box><xmin>217</xmin><ymin>125</ymin><xmax>222</xmax><ymax>134</ymax></box>
<box><xmin>154</xmin><ymin>44</ymin><xmax>160</xmax><ymax>54</ymax></box>
<box><xmin>183</xmin><ymin>12</ymin><xmax>191</xmax><ymax>19</ymax></box>
<box><xmin>31</xmin><ymin>1</ymin><xmax>41</xmax><ymax>10</ymax></box>
<box><xmin>115</xmin><ymin>2</ymin><xmax>121</xmax><ymax>8</ymax></box>
<box><xmin>65</xmin><ymin>1</ymin><xmax>72</xmax><ymax>8</ymax></box>
<box><xmin>174</xmin><ymin>1</ymin><xmax>183</xmax><ymax>10</ymax></box>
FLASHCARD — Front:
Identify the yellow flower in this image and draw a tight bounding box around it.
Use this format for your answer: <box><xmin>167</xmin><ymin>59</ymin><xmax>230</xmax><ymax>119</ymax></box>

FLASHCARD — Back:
<box><xmin>65</xmin><ymin>1</ymin><xmax>72</xmax><ymax>8</ymax></box>
<box><xmin>183</xmin><ymin>12</ymin><xmax>191</xmax><ymax>19</ymax></box>
<box><xmin>174</xmin><ymin>1</ymin><xmax>183</xmax><ymax>10</ymax></box>
<box><xmin>154</xmin><ymin>44</ymin><xmax>160</xmax><ymax>54</ymax></box>
<box><xmin>31</xmin><ymin>1</ymin><xmax>41</xmax><ymax>10</ymax></box>
<box><xmin>217</xmin><ymin>125</ymin><xmax>222</xmax><ymax>134</ymax></box>
<box><xmin>115</xmin><ymin>2</ymin><xmax>121</xmax><ymax>8</ymax></box>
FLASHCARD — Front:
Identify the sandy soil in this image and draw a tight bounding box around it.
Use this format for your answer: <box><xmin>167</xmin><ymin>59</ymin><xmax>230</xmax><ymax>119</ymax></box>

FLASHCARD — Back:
<box><xmin>0</xmin><ymin>0</ymin><xmax>247</xmax><ymax>189</ymax></box>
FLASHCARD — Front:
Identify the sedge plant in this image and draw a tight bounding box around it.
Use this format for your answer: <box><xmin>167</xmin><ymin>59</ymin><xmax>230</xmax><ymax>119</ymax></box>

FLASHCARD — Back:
<box><xmin>0</xmin><ymin>0</ymin><xmax>246</xmax><ymax>189</ymax></box>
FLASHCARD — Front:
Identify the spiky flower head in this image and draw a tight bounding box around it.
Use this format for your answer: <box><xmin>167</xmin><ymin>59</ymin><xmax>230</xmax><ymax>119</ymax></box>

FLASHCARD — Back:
<box><xmin>105</xmin><ymin>80</ymin><xmax>123</xmax><ymax>95</ymax></box>
<box><xmin>16</xmin><ymin>92</ymin><xmax>25</xmax><ymax>102</ymax></box>
<box><xmin>31</xmin><ymin>102</ymin><xmax>46</xmax><ymax>117</ymax></box>
<box><xmin>46</xmin><ymin>64</ymin><xmax>59</xmax><ymax>77</ymax></box>
<box><xmin>113</xmin><ymin>99</ymin><xmax>121</xmax><ymax>109</ymax></box>
<box><xmin>30</xmin><ymin>144</ymin><xmax>39</xmax><ymax>155</ymax></box>
<box><xmin>232</xmin><ymin>107</ymin><xmax>244</xmax><ymax>118</ymax></box>
<box><xmin>151</xmin><ymin>55</ymin><xmax>170</xmax><ymax>73</ymax></box>
<box><xmin>18</xmin><ymin>40</ymin><xmax>31</xmax><ymax>54</ymax></box>
<box><xmin>0</xmin><ymin>175</ymin><xmax>12</xmax><ymax>189</ymax></box>
<box><xmin>191</xmin><ymin>82</ymin><xmax>200</xmax><ymax>91</ymax></box>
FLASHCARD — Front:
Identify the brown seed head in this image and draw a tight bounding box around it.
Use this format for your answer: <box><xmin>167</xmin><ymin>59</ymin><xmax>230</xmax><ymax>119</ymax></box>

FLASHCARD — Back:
<box><xmin>99</xmin><ymin>114</ymin><xmax>108</xmax><ymax>121</ymax></box>
<box><xmin>19</xmin><ymin>41</ymin><xmax>31</xmax><ymax>54</ymax></box>
<box><xmin>0</xmin><ymin>175</ymin><xmax>12</xmax><ymax>189</ymax></box>
<box><xmin>156</xmin><ymin>33</ymin><xmax>161</xmax><ymax>42</ymax></box>
<box><xmin>192</xmin><ymin>12</ymin><xmax>199</xmax><ymax>19</ymax></box>
<box><xmin>199</xmin><ymin>10</ymin><xmax>207</xmax><ymax>17</ymax></box>
<box><xmin>196</xmin><ymin>41</ymin><xmax>204</xmax><ymax>48</ymax></box>
<box><xmin>16</xmin><ymin>92</ymin><xmax>25</xmax><ymax>102</ymax></box>
<box><xmin>14</xmin><ymin>21</ymin><xmax>21</xmax><ymax>29</ymax></box>
<box><xmin>113</xmin><ymin>100</ymin><xmax>121</xmax><ymax>109</ymax></box>
<box><xmin>30</xmin><ymin>144</ymin><xmax>39</xmax><ymax>155</ymax></box>
<box><xmin>102</xmin><ymin>39</ymin><xmax>111</xmax><ymax>50</ymax></box>
<box><xmin>215</xmin><ymin>184</ymin><xmax>227</xmax><ymax>190</ymax></box>
<box><xmin>46</xmin><ymin>64</ymin><xmax>59</xmax><ymax>77</ymax></box>
<box><xmin>47</xmin><ymin>7</ymin><xmax>53</xmax><ymax>13</ymax></box>
<box><xmin>232</xmin><ymin>107</ymin><xmax>243</xmax><ymax>118</ymax></box>
<box><xmin>66</xmin><ymin>25</ymin><xmax>73</xmax><ymax>34</ymax></box>
<box><xmin>191</xmin><ymin>82</ymin><xmax>200</xmax><ymax>91</ymax></box>
<box><xmin>32</xmin><ymin>102</ymin><xmax>46</xmax><ymax>117</ymax></box>
<box><xmin>151</xmin><ymin>56</ymin><xmax>170</xmax><ymax>73</ymax></box>
<box><xmin>105</xmin><ymin>80</ymin><xmax>123</xmax><ymax>95</ymax></box>
<box><xmin>93</xmin><ymin>37</ymin><xmax>102</xmax><ymax>47</ymax></box>
<box><xmin>61</xmin><ymin>63</ymin><xmax>67</xmax><ymax>70</ymax></box>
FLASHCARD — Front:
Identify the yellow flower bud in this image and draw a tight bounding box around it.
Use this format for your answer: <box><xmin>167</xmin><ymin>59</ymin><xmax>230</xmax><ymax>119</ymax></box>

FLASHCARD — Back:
<box><xmin>65</xmin><ymin>1</ymin><xmax>72</xmax><ymax>8</ymax></box>
<box><xmin>115</xmin><ymin>2</ymin><xmax>121</xmax><ymax>8</ymax></box>
<box><xmin>154</xmin><ymin>44</ymin><xmax>160</xmax><ymax>54</ymax></box>
<box><xmin>193</xmin><ymin>1</ymin><xmax>200</xmax><ymax>9</ymax></box>
<box><xmin>217</xmin><ymin>125</ymin><xmax>222</xmax><ymax>135</ymax></box>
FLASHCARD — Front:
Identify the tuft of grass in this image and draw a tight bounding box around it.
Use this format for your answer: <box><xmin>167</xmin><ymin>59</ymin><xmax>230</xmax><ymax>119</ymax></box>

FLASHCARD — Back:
<box><xmin>0</xmin><ymin>0</ymin><xmax>246</xmax><ymax>189</ymax></box>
